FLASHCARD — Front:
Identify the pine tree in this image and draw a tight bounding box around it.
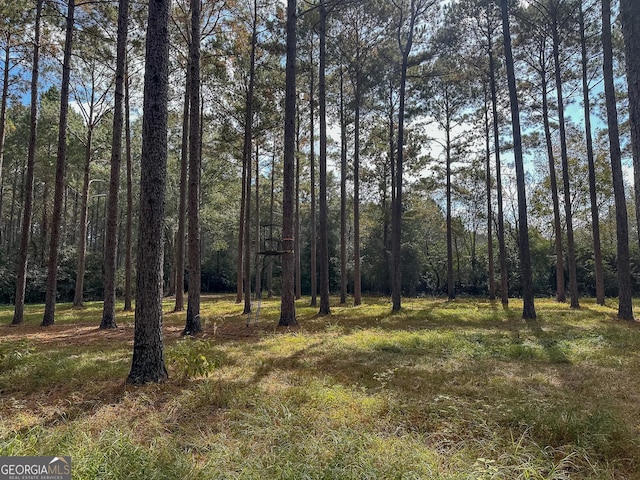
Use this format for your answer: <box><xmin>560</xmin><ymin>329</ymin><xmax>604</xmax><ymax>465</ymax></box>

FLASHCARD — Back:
<box><xmin>279</xmin><ymin>0</ymin><xmax>298</xmax><ymax>326</ymax></box>
<box><xmin>127</xmin><ymin>0</ymin><xmax>171</xmax><ymax>384</ymax></box>
<box><xmin>500</xmin><ymin>0</ymin><xmax>536</xmax><ymax>320</ymax></box>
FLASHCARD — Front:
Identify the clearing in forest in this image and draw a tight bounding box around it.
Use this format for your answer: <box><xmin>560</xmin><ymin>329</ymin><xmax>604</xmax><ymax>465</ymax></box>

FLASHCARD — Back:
<box><xmin>1</xmin><ymin>296</ymin><xmax>639</xmax><ymax>479</ymax></box>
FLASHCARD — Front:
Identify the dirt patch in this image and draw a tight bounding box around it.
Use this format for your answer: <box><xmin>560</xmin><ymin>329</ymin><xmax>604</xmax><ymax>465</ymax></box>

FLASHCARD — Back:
<box><xmin>1</xmin><ymin>323</ymin><xmax>134</xmax><ymax>348</ymax></box>
<box><xmin>0</xmin><ymin>310</ymin><xmax>293</xmax><ymax>351</ymax></box>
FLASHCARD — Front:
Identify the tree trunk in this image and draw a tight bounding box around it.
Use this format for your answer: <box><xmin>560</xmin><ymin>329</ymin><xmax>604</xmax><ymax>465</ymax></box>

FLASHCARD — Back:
<box><xmin>268</xmin><ymin>147</ymin><xmax>275</xmax><ymax>298</ymax></box>
<box><xmin>255</xmin><ymin>142</ymin><xmax>262</xmax><ymax>300</ymax></box>
<box><xmin>278</xmin><ymin>0</ymin><xmax>297</xmax><ymax>326</ymax></box>
<box><xmin>165</xmin><ymin>227</ymin><xmax>178</xmax><ymax>297</ymax></box>
<box><xmin>236</xmin><ymin>137</ymin><xmax>247</xmax><ymax>303</ymax></box>
<box><xmin>41</xmin><ymin>181</ymin><xmax>48</xmax><ymax>264</ymax></box>
<box><xmin>71</xmin><ymin>190</ymin><xmax>78</xmax><ymax>246</ymax></box>
<box><xmin>488</xmin><ymin>33</ymin><xmax>508</xmax><ymax>306</ymax></box>
<box><xmin>580</xmin><ymin>4</ymin><xmax>604</xmax><ymax>306</ymax></box>
<box><xmin>124</xmin><ymin>65</ymin><xmax>133</xmax><ymax>312</ymax></box>
<box><xmin>392</xmin><ymin>5</ymin><xmax>418</xmax><ymax>312</ymax></box>
<box><xmin>295</xmin><ymin>103</ymin><xmax>301</xmax><ymax>300</ymax></box>
<box><xmin>127</xmin><ymin>0</ymin><xmax>171</xmax><ymax>384</ymax></box>
<box><xmin>620</xmin><ymin>0</ymin><xmax>640</xmax><ymax>252</ymax></box>
<box><xmin>174</xmin><ymin>64</ymin><xmax>190</xmax><ymax>312</ymax></box>
<box><xmin>73</xmin><ymin>125</ymin><xmax>93</xmax><ymax>308</ymax></box>
<box><xmin>124</xmin><ymin>65</ymin><xmax>134</xmax><ymax>311</ymax></box>
<box><xmin>100</xmin><ymin>0</ymin><xmax>129</xmax><ymax>329</ymax></box>
<box><xmin>0</xmin><ymin>33</ymin><xmax>10</xmax><ymax>245</ymax></box>
<box><xmin>309</xmin><ymin>46</ymin><xmax>317</xmax><ymax>308</ymax></box>
<box><xmin>500</xmin><ymin>0</ymin><xmax>536</xmax><ymax>320</ymax></box>
<box><xmin>243</xmin><ymin>0</ymin><xmax>258</xmax><ymax>316</ymax></box>
<box><xmin>184</xmin><ymin>0</ymin><xmax>202</xmax><ymax>336</ymax></box>
<box><xmin>12</xmin><ymin>0</ymin><xmax>43</xmax><ymax>325</ymax></box>
<box><xmin>90</xmin><ymin>197</ymin><xmax>97</xmax><ymax>253</ymax></box>
<box><xmin>445</xmin><ymin>91</ymin><xmax>454</xmax><ymax>301</ymax></box>
<box><xmin>340</xmin><ymin>65</ymin><xmax>347</xmax><ymax>305</ymax></box>
<box><xmin>602</xmin><ymin>0</ymin><xmax>634</xmax><ymax>321</ymax></box>
<box><xmin>242</xmin><ymin>157</ymin><xmax>251</xmax><ymax>310</ymax></box>
<box><xmin>387</xmin><ymin>80</ymin><xmax>394</xmax><ymax>295</ymax></box>
<box><xmin>42</xmin><ymin>0</ymin><xmax>75</xmax><ymax>327</ymax></box>
<box><xmin>318</xmin><ymin>0</ymin><xmax>330</xmax><ymax>316</ymax></box>
<box><xmin>551</xmin><ymin>19</ymin><xmax>579</xmax><ymax>309</ymax></box>
<box><xmin>483</xmin><ymin>85</ymin><xmax>495</xmax><ymax>301</ymax></box>
<box><xmin>7</xmin><ymin>170</ymin><xmax>17</xmax><ymax>252</ymax></box>
<box><xmin>455</xmin><ymin>233</ymin><xmax>461</xmax><ymax>289</ymax></box>
<box><xmin>541</xmin><ymin>69</ymin><xmax>565</xmax><ymax>303</ymax></box>
<box><xmin>0</xmin><ymin>178</ymin><xmax>3</xmax><ymax>247</ymax></box>
<box><xmin>63</xmin><ymin>185</ymin><xmax>68</xmax><ymax>247</ymax></box>
<box><xmin>392</xmin><ymin>60</ymin><xmax>407</xmax><ymax>312</ymax></box>
<box><xmin>353</xmin><ymin>65</ymin><xmax>362</xmax><ymax>307</ymax></box>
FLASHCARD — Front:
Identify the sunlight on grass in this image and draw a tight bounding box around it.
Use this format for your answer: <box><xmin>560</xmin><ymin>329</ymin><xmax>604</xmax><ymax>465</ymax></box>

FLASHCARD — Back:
<box><xmin>1</xmin><ymin>295</ymin><xmax>639</xmax><ymax>478</ymax></box>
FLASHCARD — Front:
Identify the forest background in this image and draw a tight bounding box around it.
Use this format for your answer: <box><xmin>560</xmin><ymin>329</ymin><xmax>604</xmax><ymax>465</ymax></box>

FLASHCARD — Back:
<box><xmin>0</xmin><ymin>0</ymin><xmax>639</xmax><ymax>319</ymax></box>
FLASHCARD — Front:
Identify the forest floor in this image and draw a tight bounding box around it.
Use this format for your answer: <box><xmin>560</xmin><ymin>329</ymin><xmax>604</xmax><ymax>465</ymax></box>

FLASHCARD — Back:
<box><xmin>1</xmin><ymin>295</ymin><xmax>640</xmax><ymax>479</ymax></box>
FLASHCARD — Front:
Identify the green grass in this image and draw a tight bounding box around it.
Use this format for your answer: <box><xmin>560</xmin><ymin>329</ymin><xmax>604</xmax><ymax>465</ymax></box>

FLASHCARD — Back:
<box><xmin>1</xmin><ymin>295</ymin><xmax>640</xmax><ymax>478</ymax></box>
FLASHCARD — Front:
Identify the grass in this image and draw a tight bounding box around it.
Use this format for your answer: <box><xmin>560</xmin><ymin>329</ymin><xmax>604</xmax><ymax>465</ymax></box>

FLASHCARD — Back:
<box><xmin>1</xmin><ymin>295</ymin><xmax>640</xmax><ymax>479</ymax></box>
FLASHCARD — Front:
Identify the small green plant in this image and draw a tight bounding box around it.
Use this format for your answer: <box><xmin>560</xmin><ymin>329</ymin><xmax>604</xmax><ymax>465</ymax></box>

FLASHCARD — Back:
<box><xmin>0</xmin><ymin>341</ymin><xmax>35</xmax><ymax>369</ymax></box>
<box><xmin>166</xmin><ymin>338</ymin><xmax>215</xmax><ymax>379</ymax></box>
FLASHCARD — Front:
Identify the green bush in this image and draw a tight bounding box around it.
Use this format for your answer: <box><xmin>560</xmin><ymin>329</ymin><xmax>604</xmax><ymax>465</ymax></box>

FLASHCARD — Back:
<box><xmin>166</xmin><ymin>338</ymin><xmax>216</xmax><ymax>379</ymax></box>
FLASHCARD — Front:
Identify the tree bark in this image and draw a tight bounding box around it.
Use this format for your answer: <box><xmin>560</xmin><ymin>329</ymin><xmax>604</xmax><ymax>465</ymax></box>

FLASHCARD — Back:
<box><xmin>392</xmin><ymin>57</ymin><xmax>407</xmax><ymax>312</ymax></box>
<box><xmin>7</xmin><ymin>170</ymin><xmax>17</xmax><ymax>252</ymax></box>
<box><xmin>174</xmin><ymin>64</ymin><xmax>190</xmax><ymax>312</ymax></box>
<box><xmin>445</xmin><ymin>90</ymin><xmax>454</xmax><ymax>301</ymax></box>
<box><xmin>392</xmin><ymin>5</ymin><xmax>417</xmax><ymax>312</ymax></box>
<box><xmin>318</xmin><ymin>0</ymin><xmax>330</xmax><ymax>315</ymax></box>
<box><xmin>500</xmin><ymin>0</ymin><xmax>536</xmax><ymax>320</ymax></box>
<box><xmin>340</xmin><ymin>65</ymin><xmax>348</xmax><ymax>305</ymax></box>
<box><xmin>12</xmin><ymin>0</ymin><xmax>43</xmax><ymax>325</ymax></box>
<box><xmin>278</xmin><ymin>0</ymin><xmax>297</xmax><ymax>326</ymax></box>
<box><xmin>100</xmin><ymin>0</ymin><xmax>129</xmax><ymax>329</ymax></box>
<box><xmin>243</xmin><ymin>0</ymin><xmax>258</xmax><ymax>316</ymax></box>
<box><xmin>123</xmin><ymin>68</ymin><xmax>134</xmax><ymax>312</ymax></box>
<box><xmin>255</xmin><ymin>141</ymin><xmax>262</xmax><ymax>300</ymax></box>
<box><xmin>309</xmin><ymin>46</ymin><xmax>317</xmax><ymax>308</ymax></box>
<box><xmin>236</xmin><ymin>137</ymin><xmax>247</xmax><ymax>303</ymax></box>
<box><xmin>5</xmin><ymin>176</ymin><xmax>10</xmax><ymax>250</ymax></box>
<box><xmin>267</xmin><ymin>147</ymin><xmax>275</xmax><ymax>298</ymax></box>
<box><xmin>166</xmin><ymin>229</ymin><xmax>176</xmax><ymax>296</ymax></box>
<box><xmin>580</xmin><ymin>4</ymin><xmax>604</xmax><ymax>306</ymax></box>
<box><xmin>90</xmin><ymin>197</ymin><xmax>97</xmax><ymax>253</ymax></box>
<box><xmin>353</xmin><ymin>62</ymin><xmax>362</xmax><ymax>306</ymax></box>
<box><xmin>602</xmin><ymin>0</ymin><xmax>633</xmax><ymax>321</ymax></box>
<box><xmin>73</xmin><ymin>124</ymin><xmax>93</xmax><ymax>308</ymax></box>
<box><xmin>42</xmin><ymin>0</ymin><xmax>75</xmax><ymax>327</ymax></box>
<box><xmin>41</xmin><ymin>181</ymin><xmax>48</xmax><ymax>264</ymax></box>
<box><xmin>483</xmin><ymin>85</ymin><xmax>495</xmax><ymax>301</ymax></box>
<box><xmin>620</xmin><ymin>0</ymin><xmax>640</xmax><ymax>253</ymax></box>
<box><xmin>487</xmin><ymin>29</ymin><xmax>508</xmax><ymax>306</ymax></box>
<box><xmin>184</xmin><ymin>0</ymin><xmax>202</xmax><ymax>336</ymax></box>
<box><xmin>551</xmin><ymin>15</ymin><xmax>579</xmax><ymax>309</ymax></box>
<box><xmin>391</xmin><ymin>0</ymin><xmax>434</xmax><ymax>310</ymax></box>
<box><xmin>541</xmin><ymin>68</ymin><xmax>565</xmax><ymax>303</ymax></box>
<box><xmin>387</xmin><ymin>80</ymin><xmax>394</xmax><ymax>295</ymax></box>
<box><xmin>0</xmin><ymin>33</ymin><xmax>10</xmax><ymax>245</ymax></box>
<box><xmin>127</xmin><ymin>0</ymin><xmax>171</xmax><ymax>384</ymax></box>
<box><xmin>295</xmin><ymin>101</ymin><xmax>301</xmax><ymax>300</ymax></box>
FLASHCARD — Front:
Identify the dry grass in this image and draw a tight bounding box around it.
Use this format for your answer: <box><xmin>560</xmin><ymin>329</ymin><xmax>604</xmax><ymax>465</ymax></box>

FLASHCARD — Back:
<box><xmin>1</xmin><ymin>295</ymin><xmax>640</xmax><ymax>479</ymax></box>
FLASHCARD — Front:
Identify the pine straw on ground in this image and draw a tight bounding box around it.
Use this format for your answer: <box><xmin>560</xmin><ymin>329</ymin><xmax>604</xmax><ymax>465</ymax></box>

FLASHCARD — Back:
<box><xmin>1</xmin><ymin>295</ymin><xmax>640</xmax><ymax>479</ymax></box>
